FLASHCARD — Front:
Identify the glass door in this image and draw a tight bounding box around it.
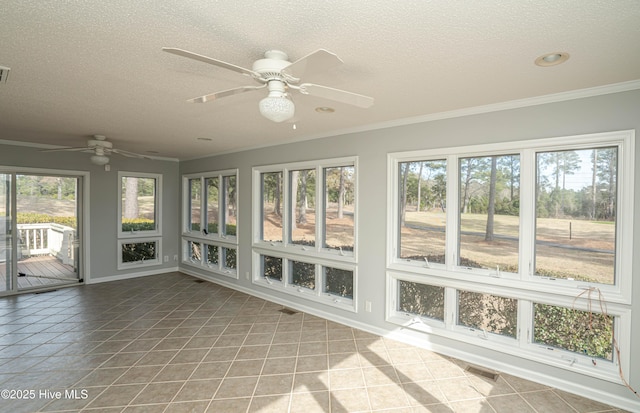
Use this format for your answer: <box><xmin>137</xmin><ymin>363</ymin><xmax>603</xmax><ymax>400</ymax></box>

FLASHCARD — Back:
<box><xmin>15</xmin><ymin>174</ymin><xmax>82</xmax><ymax>291</ymax></box>
<box><xmin>0</xmin><ymin>173</ymin><xmax>11</xmax><ymax>293</ymax></box>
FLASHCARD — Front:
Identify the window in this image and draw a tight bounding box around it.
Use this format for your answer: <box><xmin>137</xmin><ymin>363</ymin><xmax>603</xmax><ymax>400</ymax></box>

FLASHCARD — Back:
<box><xmin>458</xmin><ymin>154</ymin><xmax>520</xmax><ymax>273</ymax></box>
<box><xmin>398</xmin><ymin>160</ymin><xmax>447</xmax><ymax>264</ymax></box>
<box><xmin>182</xmin><ymin>169</ymin><xmax>239</xmax><ymax>278</ymax></box>
<box><xmin>253</xmin><ymin>157</ymin><xmax>357</xmax><ymax>310</ymax></box>
<box><xmin>119</xmin><ymin>172</ymin><xmax>161</xmax><ymax>237</ymax></box>
<box><xmin>117</xmin><ymin>172</ymin><xmax>162</xmax><ymax>270</ymax></box>
<box><xmin>397</xmin><ymin>280</ymin><xmax>444</xmax><ymax>321</ymax></box>
<box><xmin>535</xmin><ymin>147</ymin><xmax>617</xmax><ymax>284</ymax></box>
<box><xmin>387</xmin><ymin>130</ymin><xmax>634</xmax><ymax>382</ymax></box>
<box><xmin>118</xmin><ymin>238</ymin><xmax>161</xmax><ymax>269</ymax></box>
<box><xmin>457</xmin><ymin>291</ymin><xmax>517</xmax><ymax>339</ymax></box>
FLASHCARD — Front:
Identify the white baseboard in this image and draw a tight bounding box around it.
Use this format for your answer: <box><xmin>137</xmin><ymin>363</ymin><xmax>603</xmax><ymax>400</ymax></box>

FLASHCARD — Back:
<box><xmin>85</xmin><ymin>266</ymin><xmax>179</xmax><ymax>284</ymax></box>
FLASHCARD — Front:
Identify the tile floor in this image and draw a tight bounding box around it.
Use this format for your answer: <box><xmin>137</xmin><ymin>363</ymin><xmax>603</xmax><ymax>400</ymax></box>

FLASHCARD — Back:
<box><xmin>0</xmin><ymin>272</ymin><xmax>628</xmax><ymax>413</ymax></box>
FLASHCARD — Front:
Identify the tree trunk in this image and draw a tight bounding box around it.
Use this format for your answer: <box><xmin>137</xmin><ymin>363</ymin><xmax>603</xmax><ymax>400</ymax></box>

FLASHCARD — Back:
<box><xmin>290</xmin><ymin>171</ymin><xmax>299</xmax><ymax>230</ymax></box>
<box><xmin>417</xmin><ymin>162</ymin><xmax>423</xmax><ymax>212</ymax></box>
<box><xmin>274</xmin><ymin>174</ymin><xmax>282</xmax><ymax>217</ymax></box>
<box><xmin>299</xmin><ymin>171</ymin><xmax>307</xmax><ymax>224</ymax></box>
<box><xmin>485</xmin><ymin>156</ymin><xmax>497</xmax><ymax>241</ymax></box>
<box><xmin>400</xmin><ymin>164</ymin><xmax>409</xmax><ymax>226</ymax></box>
<box><xmin>337</xmin><ymin>167</ymin><xmax>345</xmax><ymax>219</ymax></box>
<box><xmin>124</xmin><ymin>177</ymin><xmax>139</xmax><ymax>219</ymax></box>
<box><xmin>591</xmin><ymin>149</ymin><xmax>598</xmax><ymax>219</ymax></box>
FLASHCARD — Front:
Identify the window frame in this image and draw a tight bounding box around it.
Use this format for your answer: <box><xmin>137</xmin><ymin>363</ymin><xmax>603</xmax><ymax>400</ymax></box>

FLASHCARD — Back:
<box><xmin>386</xmin><ymin>130</ymin><xmax>634</xmax><ymax>383</ymax></box>
<box><xmin>252</xmin><ymin>157</ymin><xmax>358</xmax><ymax>310</ymax></box>
<box><xmin>387</xmin><ymin>130</ymin><xmax>634</xmax><ymax>303</ymax></box>
<box><xmin>117</xmin><ymin>172</ymin><xmax>162</xmax><ymax>238</ymax></box>
<box><xmin>117</xmin><ymin>237</ymin><xmax>162</xmax><ymax>270</ymax></box>
<box><xmin>181</xmin><ymin>169</ymin><xmax>239</xmax><ymax>279</ymax></box>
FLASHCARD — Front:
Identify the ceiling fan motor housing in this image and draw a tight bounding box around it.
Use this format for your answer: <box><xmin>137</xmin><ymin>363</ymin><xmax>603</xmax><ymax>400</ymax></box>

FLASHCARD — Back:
<box><xmin>252</xmin><ymin>50</ymin><xmax>293</xmax><ymax>82</ymax></box>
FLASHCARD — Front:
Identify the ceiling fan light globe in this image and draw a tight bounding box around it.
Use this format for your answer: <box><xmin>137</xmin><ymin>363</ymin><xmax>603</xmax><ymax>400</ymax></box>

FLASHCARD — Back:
<box><xmin>259</xmin><ymin>96</ymin><xmax>295</xmax><ymax>122</ymax></box>
<box><xmin>91</xmin><ymin>154</ymin><xmax>110</xmax><ymax>165</ymax></box>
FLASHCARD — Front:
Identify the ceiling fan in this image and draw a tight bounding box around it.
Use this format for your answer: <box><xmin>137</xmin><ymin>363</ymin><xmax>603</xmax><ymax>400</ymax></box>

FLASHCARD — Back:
<box><xmin>44</xmin><ymin>135</ymin><xmax>152</xmax><ymax>165</ymax></box>
<box><xmin>162</xmin><ymin>47</ymin><xmax>374</xmax><ymax>122</ymax></box>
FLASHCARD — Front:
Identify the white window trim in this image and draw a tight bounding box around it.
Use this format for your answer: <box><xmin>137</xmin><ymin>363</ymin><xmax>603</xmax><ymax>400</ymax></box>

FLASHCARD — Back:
<box><xmin>117</xmin><ymin>171</ymin><xmax>162</xmax><ymax>238</ymax></box>
<box><xmin>386</xmin><ymin>130</ymin><xmax>634</xmax><ymax>384</ymax></box>
<box><xmin>386</xmin><ymin>270</ymin><xmax>631</xmax><ymax>384</ymax></box>
<box><xmin>387</xmin><ymin>130</ymin><xmax>634</xmax><ymax>304</ymax></box>
<box><xmin>252</xmin><ymin>249</ymin><xmax>356</xmax><ymax>312</ymax></box>
<box><xmin>117</xmin><ymin>237</ymin><xmax>162</xmax><ymax>270</ymax></box>
<box><xmin>182</xmin><ymin>237</ymin><xmax>238</xmax><ymax>279</ymax></box>
<box><xmin>182</xmin><ymin>169</ymin><xmax>239</xmax><ymax>245</ymax></box>
<box><xmin>252</xmin><ymin>156</ymin><xmax>358</xmax><ymax>263</ymax></box>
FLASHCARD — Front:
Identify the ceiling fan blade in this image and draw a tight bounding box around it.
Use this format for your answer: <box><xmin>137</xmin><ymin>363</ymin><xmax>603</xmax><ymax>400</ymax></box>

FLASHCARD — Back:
<box><xmin>41</xmin><ymin>147</ymin><xmax>92</xmax><ymax>153</ymax></box>
<box><xmin>162</xmin><ymin>47</ymin><xmax>259</xmax><ymax>78</ymax></box>
<box><xmin>110</xmin><ymin>148</ymin><xmax>154</xmax><ymax>159</ymax></box>
<box><xmin>187</xmin><ymin>84</ymin><xmax>266</xmax><ymax>103</ymax></box>
<box><xmin>282</xmin><ymin>49</ymin><xmax>343</xmax><ymax>81</ymax></box>
<box><xmin>298</xmin><ymin>83</ymin><xmax>374</xmax><ymax>108</ymax></box>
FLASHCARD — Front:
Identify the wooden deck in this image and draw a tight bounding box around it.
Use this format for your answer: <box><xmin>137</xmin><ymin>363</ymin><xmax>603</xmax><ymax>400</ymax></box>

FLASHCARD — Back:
<box><xmin>0</xmin><ymin>255</ymin><xmax>79</xmax><ymax>291</ymax></box>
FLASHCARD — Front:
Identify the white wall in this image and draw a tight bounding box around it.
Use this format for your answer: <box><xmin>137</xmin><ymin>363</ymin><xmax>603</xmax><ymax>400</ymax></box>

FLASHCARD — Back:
<box><xmin>179</xmin><ymin>89</ymin><xmax>640</xmax><ymax>410</ymax></box>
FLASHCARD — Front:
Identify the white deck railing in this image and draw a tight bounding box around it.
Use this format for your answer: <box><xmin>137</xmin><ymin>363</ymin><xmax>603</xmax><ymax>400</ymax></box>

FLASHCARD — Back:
<box><xmin>18</xmin><ymin>223</ymin><xmax>76</xmax><ymax>266</ymax></box>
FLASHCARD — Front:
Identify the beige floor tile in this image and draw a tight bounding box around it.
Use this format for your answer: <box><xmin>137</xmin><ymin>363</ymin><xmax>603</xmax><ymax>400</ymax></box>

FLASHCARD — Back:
<box><xmin>403</xmin><ymin>380</ymin><xmax>448</xmax><ymax>406</ymax></box>
<box><xmin>362</xmin><ymin>365</ymin><xmax>400</xmax><ymax>386</ymax></box>
<box><xmin>367</xmin><ymin>383</ymin><xmax>410</xmax><ymax>410</ymax></box>
<box><xmin>436</xmin><ymin>377</ymin><xmax>484</xmax><ymax>403</ymax></box>
<box><xmin>487</xmin><ymin>394</ymin><xmax>535</xmax><ymax>413</ymax></box>
<box><xmin>262</xmin><ymin>356</ymin><xmax>297</xmax><ymax>375</ymax></box>
<box><xmin>131</xmin><ymin>381</ymin><xmax>184</xmax><ymax>404</ymax></box>
<box><xmin>162</xmin><ymin>400</ymin><xmax>209</xmax><ymax>413</ymax></box>
<box><xmin>88</xmin><ymin>383</ymin><xmax>146</xmax><ymax>408</ymax></box>
<box><xmin>295</xmin><ymin>355</ymin><xmax>328</xmax><ymax>373</ymax></box>
<box><xmin>172</xmin><ymin>378</ymin><xmax>220</xmax><ymax>401</ymax></box>
<box><xmin>206</xmin><ymin>397</ymin><xmax>251</xmax><ymax>412</ymax></box>
<box><xmin>290</xmin><ymin>390</ymin><xmax>330</xmax><ymax>413</ymax></box>
<box><xmin>248</xmin><ymin>394</ymin><xmax>292</xmax><ymax>412</ymax></box>
<box><xmin>254</xmin><ymin>373</ymin><xmax>294</xmax><ymax>396</ymax></box>
<box><xmin>329</xmin><ymin>387</ymin><xmax>371</xmax><ymax>412</ymax></box>
<box><xmin>214</xmin><ymin>376</ymin><xmax>259</xmax><ymax>399</ymax></box>
<box><xmin>293</xmin><ymin>371</ymin><xmax>330</xmax><ymax>392</ymax></box>
<box><xmin>189</xmin><ymin>361</ymin><xmax>231</xmax><ymax>380</ymax></box>
<box><xmin>153</xmin><ymin>362</ymin><xmax>199</xmax><ymax>382</ymax></box>
<box><xmin>520</xmin><ymin>390</ymin><xmax>575</xmax><ymax>413</ymax></box>
<box><xmin>329</xmin><ymin>367</ymin><xmax>366</xmax><ymax>389</ymax></box>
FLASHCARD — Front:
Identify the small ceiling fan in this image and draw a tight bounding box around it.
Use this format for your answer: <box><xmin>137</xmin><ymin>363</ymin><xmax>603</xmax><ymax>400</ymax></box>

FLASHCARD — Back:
<box><xmin>44</xmin><ymin>135</ymin><xmax>152</xmax><ymax>165</ymax></box>
<box><xmin>162</xmin><ymin>47</ymin><xmax>374</xmax><ymax>122</ymax></box>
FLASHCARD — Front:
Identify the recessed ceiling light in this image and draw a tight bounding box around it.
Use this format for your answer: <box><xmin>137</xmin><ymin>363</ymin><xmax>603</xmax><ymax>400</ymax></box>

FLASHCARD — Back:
<box><xmin>197</xmin><ymin>137</ymin><xmax>213</xmax><ymax>141</ymax></box>
<box><xmin>315</xmin><ymin>106</ymin><xmax>335</xmax><ymax>113</ymax></box>
<box><xmin>535</xmin><ymin>52</ymin><xmax>570</xmax><ymax>67</ymax></box>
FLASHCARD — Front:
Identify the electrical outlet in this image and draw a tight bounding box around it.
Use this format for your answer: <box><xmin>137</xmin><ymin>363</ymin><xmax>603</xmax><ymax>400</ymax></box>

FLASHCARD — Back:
<box><xmin>163</xmin><ymin>255</ymin><xmax>168</xmax><ymax>263</ymax></box>
<box><xmin>173</xmin><ymin>255</ymin><xmax>178</xmax><ymax>261</ymax></box>
<box><xmin>245</xmin><ymin>271</ymin><xmax>250</xmax><ymax>280</ymax></box>
<box><xmin>365</xmin><ymin>301</ymin><xmax>372</xmax><ymax>312</ymax></box>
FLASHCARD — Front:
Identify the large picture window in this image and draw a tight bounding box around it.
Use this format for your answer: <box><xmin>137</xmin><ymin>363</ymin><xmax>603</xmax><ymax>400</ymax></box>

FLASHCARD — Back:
<box><xmin>386</xmin><ymin>130</ymin><xmax>634</xmax><ymax>382</ymax></box>
<box><xmin>182</xmin><ymin>169</ymin><xmax>238</xmax><ymax>278</ymax></box>
<box><xmin>253</xmin><ymin>157</ymin><xmax>357</xmax><ymax>310</ymax></box>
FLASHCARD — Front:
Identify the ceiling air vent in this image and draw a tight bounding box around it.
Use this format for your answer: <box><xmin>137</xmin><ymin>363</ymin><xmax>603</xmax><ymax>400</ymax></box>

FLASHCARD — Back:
<box><xmin>0</xmin><ymin>66</ymin><xmax>10</xmax><ymax>84</ymax></box>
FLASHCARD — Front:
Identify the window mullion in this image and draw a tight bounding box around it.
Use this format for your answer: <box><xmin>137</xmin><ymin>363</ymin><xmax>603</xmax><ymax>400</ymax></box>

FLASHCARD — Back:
<box><xmin>316</xmin><ymin>165</ymin><xmax>324</xmax><ymax>253</ymax></box>
<box><xmin>519</xmin><ymin>149</ymin><xmax>536</xmax><ymax>279</ymax></box>
<box><xmin>282</xmin><ymin>168</ymin><xmax>290</xmax><ymax>246</ymax></box>
<box><xmin>445</xmin><ymin>155</ymin><xmax>459</xmax><ymax>270</ymax></box>
<box><xmin>200</xmin><ymin>176</ymin><xmax>208</xmax><ymax>238</ymax></box>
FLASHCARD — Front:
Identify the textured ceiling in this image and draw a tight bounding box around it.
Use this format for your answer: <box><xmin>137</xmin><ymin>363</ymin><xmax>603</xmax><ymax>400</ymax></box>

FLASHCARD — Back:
<box><xmin>1</xmin><ymin>0</ymin><xmax>639</xmax><ymax>160</ymax></box>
